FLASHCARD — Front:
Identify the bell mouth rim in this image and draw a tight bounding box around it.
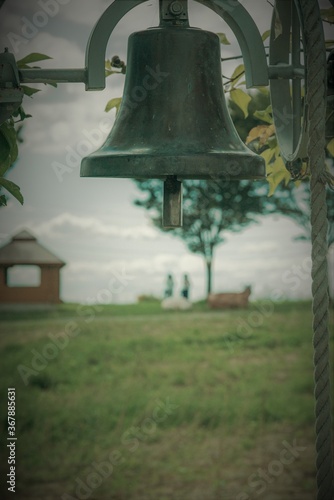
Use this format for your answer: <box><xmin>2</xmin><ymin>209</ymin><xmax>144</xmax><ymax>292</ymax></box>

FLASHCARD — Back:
<box><xmin>80</xmin><ymin>152</ymin><xmax>266</xmax><ymax>181</ymax></box>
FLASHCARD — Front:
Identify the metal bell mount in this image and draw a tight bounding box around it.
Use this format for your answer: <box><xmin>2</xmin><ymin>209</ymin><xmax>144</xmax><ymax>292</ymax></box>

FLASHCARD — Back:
<box><xmin>81</xmin><ymin>0</ymin><xmax>266</xmax><ymax>226</ymax></box>
<box><xmin>1</xmin><ymin>0</ymin><xmax>309</xmax><ymax>228</ymax></box>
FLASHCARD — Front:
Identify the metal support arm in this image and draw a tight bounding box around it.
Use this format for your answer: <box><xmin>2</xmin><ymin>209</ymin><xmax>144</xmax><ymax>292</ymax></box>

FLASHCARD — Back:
<box><xmin>1</xmin><ymin>0</ymin><xmax>148</xmax><ymax>91</ymax></box>
<box><xmin>18</xmin><ymin>68</ymin><xmax>87</xmax><ymax>85</ymax></box>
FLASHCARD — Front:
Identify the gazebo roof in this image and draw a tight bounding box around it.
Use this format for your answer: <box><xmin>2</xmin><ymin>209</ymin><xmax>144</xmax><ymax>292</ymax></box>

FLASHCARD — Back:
<box><xmin>0</xmin><ymin>230</ymin><xmax>65</xmax><ymax>266</ymax></box>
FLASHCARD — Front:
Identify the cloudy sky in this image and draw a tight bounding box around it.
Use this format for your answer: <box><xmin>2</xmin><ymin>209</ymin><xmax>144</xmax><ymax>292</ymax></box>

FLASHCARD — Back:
<box><xmin>0</xmin><ymin>0</ymin><xmax>332</xmax><ymax>304</ymax></box>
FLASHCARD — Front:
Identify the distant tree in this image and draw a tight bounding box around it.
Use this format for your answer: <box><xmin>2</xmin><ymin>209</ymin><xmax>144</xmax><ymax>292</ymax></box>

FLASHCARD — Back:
<box><xmin>269</xmin><ymin>181</ymin><xmax>334</xmax><ymax>246</ymax></box>
<box><xmin>134</xmin><ymin>178</ymin><xmax>268</xmax><ymax>296</ymax></box>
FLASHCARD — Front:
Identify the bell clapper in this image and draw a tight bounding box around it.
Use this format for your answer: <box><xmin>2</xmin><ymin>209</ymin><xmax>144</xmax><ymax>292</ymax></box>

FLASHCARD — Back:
<box><xmin>163</xmin><ymin>176</ymin><xmax>183</xmax><ymax>228</ymax></box>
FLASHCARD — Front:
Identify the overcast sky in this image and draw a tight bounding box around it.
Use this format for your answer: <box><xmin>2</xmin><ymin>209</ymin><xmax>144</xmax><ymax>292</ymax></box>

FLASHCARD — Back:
<box><xmin>0</xmin><ymin>0</ymin><xmax>332</xmax><ymax>304</ymax></box>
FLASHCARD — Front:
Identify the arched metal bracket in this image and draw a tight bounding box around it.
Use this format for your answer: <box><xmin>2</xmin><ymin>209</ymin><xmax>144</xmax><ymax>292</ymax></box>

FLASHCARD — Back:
<box><xmin>8</xmin><ymin>0</ymin><xmax>269</xmax><ymax>91</ymax></box>
<box><xmin>194</xmin><ymin>0</ymin><xmax>268</xmax><ymax>88</ymax></box>
<box><xmin>85</xmin><ymin>0</ymin><xmax>148</xmax><ymax>90</ymax></box>
<box><xmin>87</xmin><ymin>0</ymin><xmax>269</xmax><ymax>90</ymax></box>
<box><xmin>86</xmin><ymin>0</ymin><xmax>269</xmax><ymax>90</ymax></box>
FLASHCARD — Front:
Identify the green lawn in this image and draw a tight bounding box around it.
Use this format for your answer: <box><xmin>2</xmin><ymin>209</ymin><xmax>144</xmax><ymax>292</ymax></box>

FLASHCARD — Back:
<box><xmin>0</xmin><ymin>301</ymin><xmax>333</xmax><ymax>500</ymax></box>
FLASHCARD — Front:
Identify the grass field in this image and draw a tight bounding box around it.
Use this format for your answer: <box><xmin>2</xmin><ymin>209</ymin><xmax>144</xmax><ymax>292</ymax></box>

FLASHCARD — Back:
<box><xmin>0</xmin><ymin>300</ymin><xmax>333</xmax><ymax>500</ymax></box>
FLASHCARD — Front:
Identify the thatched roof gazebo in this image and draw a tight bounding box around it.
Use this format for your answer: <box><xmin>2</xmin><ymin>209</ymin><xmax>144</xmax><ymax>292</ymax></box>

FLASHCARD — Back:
<box><xmin>0</xmin><ymin>230</ymin><xmax>65</xmax><ymax>304</ymax></box>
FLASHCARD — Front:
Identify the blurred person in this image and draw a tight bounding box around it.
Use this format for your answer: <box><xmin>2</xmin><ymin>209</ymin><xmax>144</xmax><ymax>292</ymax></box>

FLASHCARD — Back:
<box><xmin>164</xmin><ymin>274</ymin><xmax>174</xmax><ymax>298</ymax></box>
<box><xmin>181</xmin><ymin>274</ymin><xmax>190</xmax><ymax>299</ymax></box>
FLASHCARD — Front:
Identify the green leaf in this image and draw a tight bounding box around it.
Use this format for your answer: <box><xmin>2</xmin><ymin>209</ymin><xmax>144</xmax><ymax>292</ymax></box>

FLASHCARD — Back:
<box><xmin>268</xmin><ymin>135</ymin><xmax>277</xmax><ymax>149</ymax></box>
<box><xmin>255</xmin><ymin>86</ymin><xmax>270</xmax><ymax>95</ymax></box>
<box><xmin>246</xmin><ymin>125</ymin><xmax>275</xmax><ymax>146</ymax></box>
<box><xmin>0</xmin><ymin>122</ymin><xmax>18</xmax><ymax>176</ymax></box>
<box><xmin>0</xmin><ymin>195</ymin><xmax>7</xmax><ymax>207</ymax></box>
<box><xmin>230</xmin><ymin>88</ymin><xmax>252</xmax><ymax>118</ymax></box>
<box><xmin>21</xmin><ymin>85</ymin><xmax>41</xmax><ymax>97</ymax></box>
<box><xmin>17</xmin><ymin>53</ymin><xmax>52</xmax><ymax>67</ymax></box>
<box><xmin>0</xmin><ymin>178</ymin><xmax>24</xmax><ymax>204</ymax></box>
<box><xmin>230</xmin><ymin>64</ymin><xmax>245</xmax><ymax>88</ymax></box>
<box><xmin>260</xmin><ymin>146</ymin><xmax>278</xmax><ymax>165</ymax></box>
<box><xmin>105</xmin><ymin>70</ymin><xmax>119</xmax><ymax>77</ymax></box>
<box><xmin>12</xmin><ymin>106</ymin><xmax>32</xmax><ymax>122</ymax></box>
<box><xmin>253</xmin><ymin>105</ymin><xmax>273</xmax><ymax>124</ymax></box>
<box><xmin>261</xmin><ymin>30</ymin><xmax>270</xmax><ymax>42</ymax></box>
<box><xmin>217</xmin><ymin>33</ymin><xmax>230</xmax><ymax>45</ymax></box>
<box><xmin>105</xmin><ymin>97</ymin><xmax>122</xmax><ymax>114</ymax></box>
<box><xmin>0</xmin><ymin>129</ymin><xmax>11</xmax><ymax>166</ymax></box>
<box><xmin>267</xmin><ymin>156</ymin><xmax>290</xmax><ymax>195</ymax></box>
<box><xmin>327</xmin><ymin>138</ymin><xmax>334</xmax><ymax>156</ymax></box>
<box><xmin>45</xmin><ymin>81</ymin><xmax>58</xmax><ymax>88</ymax></box>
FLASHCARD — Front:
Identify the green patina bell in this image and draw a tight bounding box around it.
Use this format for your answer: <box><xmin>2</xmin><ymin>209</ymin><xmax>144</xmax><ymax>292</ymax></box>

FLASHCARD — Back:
<box><xmin>81</xmin><ymin>3</ymin><xmax>265</xmax><ymax>227</ymax></box>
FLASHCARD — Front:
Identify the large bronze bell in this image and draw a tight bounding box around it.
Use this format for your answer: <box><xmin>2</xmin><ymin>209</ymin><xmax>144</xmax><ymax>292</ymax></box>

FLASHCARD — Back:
<box><xmin>81</xmin><ymin>5</ymin><xmax>265</xmax><ymax>227</ymax></box>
